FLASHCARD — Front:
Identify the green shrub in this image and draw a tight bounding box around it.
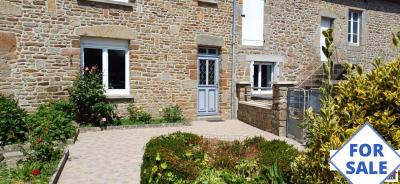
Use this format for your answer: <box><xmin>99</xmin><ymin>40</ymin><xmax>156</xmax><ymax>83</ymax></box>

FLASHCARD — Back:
<box><xmin>291</xmin><ymin>31</ymin><xmax>400</xmax><ymax>183</ymax></box>
<box><xmin>141</xmin><ymin>132</ymin><xmax>204</xmax><ymax>183</ymax></box>
<box><xmin>160</xmin><ymin>105</ymin><xmax>184</xmax><ymax>123</ymax></box>
<box><xmin>0</xmin><ymin>95</ymin><xmax>27</xmax><ymax>146</ymax></box>
<box><xmin>127</xmin><ymin>105</ymin><xmax>152</xmax><ymax>123</ymax></box>
<box><xmin>259</xmin><ymin>140</ymin><xmax>298</xmax><ymax>181</ymax></box>
<box><xmin>69</xmin><ymin>69</ymin><xmax>118</xmax><ymax>126</ymax></box>
<box><xmin>27</xmin><ymin>102</ymin><xmax>76</xmax><ymax>143</ymax></box>
<box><xmin>141</xmin><ymin>132</ymin><xmax>298</xmax><ymax>183</ymax></box>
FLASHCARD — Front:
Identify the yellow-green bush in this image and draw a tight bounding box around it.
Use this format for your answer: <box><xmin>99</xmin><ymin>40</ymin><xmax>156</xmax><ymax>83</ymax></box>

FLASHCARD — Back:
<box><xmin>291</xmin><ymin>30</ymin><xmax>400</xmax><ymax>183</ymax></box>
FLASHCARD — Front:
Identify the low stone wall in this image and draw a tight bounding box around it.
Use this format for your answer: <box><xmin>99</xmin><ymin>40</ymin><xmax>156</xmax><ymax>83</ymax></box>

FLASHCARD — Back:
<box><xmin>237</xmin><ymin>101</ymin><xmax>278</xmax><ymax>135</ymax></box>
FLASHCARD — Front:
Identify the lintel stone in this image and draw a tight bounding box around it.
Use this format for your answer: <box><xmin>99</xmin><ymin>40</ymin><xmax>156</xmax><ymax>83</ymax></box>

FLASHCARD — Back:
<box><xmin>196</xmin><ymin>35</ymin><xmax>224</xmax><ymax>47</ymax></box>
<box><xmin>245</xmin><ymin>55</ymin><xmax>284</xmax><ymax>63</ymax></box>
<box><xmin>75</xmin><ymin>26</ymin><xmax>136</xmax><ymax>40</ymax></box>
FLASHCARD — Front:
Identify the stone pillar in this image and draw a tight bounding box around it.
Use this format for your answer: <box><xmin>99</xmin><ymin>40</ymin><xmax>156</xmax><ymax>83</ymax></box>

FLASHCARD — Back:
<box><xmin>236</xmin><ymin>82</ymin><xmax>250</xmax><ymax>102</ymax></box>
<box><xmin>272</xmin><ymin>81</ymin><xmax>297</xmax><ymax>137</ymax></box>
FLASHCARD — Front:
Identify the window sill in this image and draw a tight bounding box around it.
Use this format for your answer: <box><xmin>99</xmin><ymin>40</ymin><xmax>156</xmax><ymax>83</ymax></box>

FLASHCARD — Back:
<box><xmin>348</xmin><ymin>43</ymin><xmax>360</xmax><ymax>47</ymax></box>
<box><xmin>198</xmin><ymin>0</ymin><xmax>218</xmax><ymax>4</ymax></box>
<box><xmin>106</xmin><ymin>95</ymin><xmax>134</xmax><ymax>99</ymax></box>
<box><xmin>80</xmin><ymin>0</ymin><xmax>135</xmax><ymax>7</ymax></box>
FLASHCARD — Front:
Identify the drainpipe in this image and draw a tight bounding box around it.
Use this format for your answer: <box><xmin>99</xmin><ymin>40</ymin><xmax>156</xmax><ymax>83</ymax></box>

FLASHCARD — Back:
<box><xmin>231</xmin><ymin>0</ymin><xmax>238</xmax><ymax>119</ymax></box>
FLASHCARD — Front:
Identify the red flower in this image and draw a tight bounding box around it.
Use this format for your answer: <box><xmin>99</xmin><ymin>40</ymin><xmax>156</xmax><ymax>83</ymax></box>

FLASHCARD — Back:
<box><xmin>32</xmin><ymin>169</ymin><xmax>40</xmax><ymax>176</ymax></box>
<box><xmin>35</xmin><ymin>138</ymin><xmax>42</xmax><ymax>144</ymax></box>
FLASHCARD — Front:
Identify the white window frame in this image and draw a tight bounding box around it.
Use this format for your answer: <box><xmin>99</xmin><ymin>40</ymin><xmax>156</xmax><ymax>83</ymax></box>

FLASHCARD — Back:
<box><xmin>80</xmin><ymin>38</ymin><xmax>130</xmax><ymax>96</ymax></box>
<box><xmin>113</xmin><ymin>0</ymin><xmax>129</xmax><ymax>2</ymax></box>
<box><xmin>250</xmin><ymin>61</ymin><xmax>277</xmax><ymax>95</ymax></box>
<box><xmin>348</xmin><ymin>10</ymin><xmax>361</xmax><ymax>45</ymax></box>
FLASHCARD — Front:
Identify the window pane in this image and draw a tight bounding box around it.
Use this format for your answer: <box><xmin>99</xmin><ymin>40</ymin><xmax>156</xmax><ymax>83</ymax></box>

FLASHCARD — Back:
<box><xmin>353</xmin><ymin>12</ymin><xmax>359</xmax><ymax>21</ymax></box>
<box><xmin>253</xmin><ymin>65</ymin><xmax>259</xmax><ymax>87</ymax></box>
<box><xmin>84</xmin><ymin>48</ymin><xmax>102</xmax><ymax>72</ymax></box>
<box><xmin>208</xmin><ymin>49</ymin><xmax>217</xmax><ymax>55</ymax></box>
<box><xmin>348</xmin><ymin>11</ymin><xmax>352</xmax><ymax>21</ymax></box>
<box><xmin>261</xmin><ymin>65</ymin><xmax>273</xmax><ymax>88</ymax></box>
<box><xmin>198</xmin><ymin>48</ymin><xmax>207</xmax><ymax>54</ymax></box>
<box><xmin>108</xmin><ymin>50</ymin><xmax>126</xmax><ymax>89</ymax></box>
<box><xmin>353</xmin><ymin>21</ymin><xmax>358</xmax><ymax>34</ymax></box>
<box><xmin>208</xmin><ymin>60</ymin><xmax>215</xmax><ymax>85</ymax></box>
<box><xmin>353</xmin><ymin>34</ymin><xmax>358</xmax><ymax>44</ymax></box>
<box><xmin>199</xmin><ymin>60</ymin><xmax>207</xmax><ymax>85</ymax></box>
<box><xmin>348</xmin><ymin>34</ymin><xmax>352</xmax><ymax>43</ymax></box>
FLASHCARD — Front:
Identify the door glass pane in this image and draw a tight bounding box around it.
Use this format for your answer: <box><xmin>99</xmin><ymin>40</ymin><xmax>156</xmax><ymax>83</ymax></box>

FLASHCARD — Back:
<box><xmin>208</xmin><ymin>60</ymin><xmax>215</xmax><ymax>85</ymax></box>
<box><xmin>84</xmin><ymin>48</ymin><xmax>102</xmax><ymax>72</ymax></box>
<box><xmin>108</xmin><ymin>50</ymin><xmax>126</xmax><ymax>89</ymax></box>
<box><xmin>199</xmin><ymin>60</ymin><xmax>207</xmax><ymax>85</ymax></box>
<box><xmin>208</xmin><ymin>49</ymin><xmax>217</xmax><ymax>55</ymax></box>
<box><xmin>253</xmin><ymin>64</ymin><xmax>259</xmax><ymax>88</ymax></box>
<box><xmin>198</xmin><ymin>48</ymin><xmax>207</xmax><ymax>55</ymax></box>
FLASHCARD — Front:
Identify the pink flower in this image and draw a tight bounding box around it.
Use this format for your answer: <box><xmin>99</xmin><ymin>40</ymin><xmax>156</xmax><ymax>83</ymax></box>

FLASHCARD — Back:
<box><xmin>84</xmin><ymin>67</ymin><xmax>89</xmax><ymax>71</ymax></box>
<box><xmin>101</xmin><ymin>117</ymin><xmax>107</xmax><ymax>122</ymax></box>
<box><xmin>117</xmin><ymin>113</ymin><xmax>123</xmax><ymax>118</ymax></box>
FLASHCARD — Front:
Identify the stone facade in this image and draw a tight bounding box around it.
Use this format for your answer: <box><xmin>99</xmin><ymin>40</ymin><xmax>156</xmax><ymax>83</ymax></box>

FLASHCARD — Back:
<box><xmin>236</xmin><ymin>0</ymin><xmax>400</xmax><ymax>83</ymax></box>
<box><xmin>0</xmin><ymin>0</ymin><xmax>399</xmax><ymax>121</ymax></box>
<box><xmin>0</xmin><ymin>0</ymin><xmax>234</xmax><ymax>119</ymax></box>
<box><xmin>237</xmin><ymin>101</ymin><xmax>277</xmax><ymax>135</ymax></box>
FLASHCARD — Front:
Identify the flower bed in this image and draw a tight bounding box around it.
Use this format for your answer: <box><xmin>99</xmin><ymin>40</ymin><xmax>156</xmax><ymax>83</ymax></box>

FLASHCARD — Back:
<box><xmin>141</xmin><ymin>132</ymin><xmax>299</xmax><ymax>183</ymax></box>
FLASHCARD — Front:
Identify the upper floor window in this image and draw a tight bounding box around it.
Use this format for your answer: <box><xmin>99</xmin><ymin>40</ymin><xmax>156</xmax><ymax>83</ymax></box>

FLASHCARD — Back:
<box><xmin>241</xmin><ymin>0</ymin><xmax>264</xmax><ymax>46</ymax></box>
<box><xmin>348</xmin><ymin>10</ymin><xmax>361</xmax><ymax>45</ymax></box>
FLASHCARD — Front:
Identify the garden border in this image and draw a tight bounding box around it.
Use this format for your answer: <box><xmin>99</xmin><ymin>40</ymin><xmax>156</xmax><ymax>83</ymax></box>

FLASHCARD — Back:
<box><xmin>79</xmin><ymin>122</ymin><xmax>191</xmax><ymax>133</ymax></box>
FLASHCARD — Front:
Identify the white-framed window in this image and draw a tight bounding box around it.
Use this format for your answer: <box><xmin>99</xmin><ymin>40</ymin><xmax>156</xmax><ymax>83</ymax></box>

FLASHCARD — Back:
<box><xmin>113</xmin><ymin>0</ymin><xmax>129</xmax><ymax>2</ymax></box>
<box><xmin>250</xmin><ymin>62</ymin><xmax>276</xmax><ymax>94</ymax></box>
<box><xmin>241</xmin><ymin>0</ymin><xmax>264</xmax><ymax>46</ymax></box>
<box><xmin>81</xmin><ymin>38</ymin><xmax>130</xmax><ymax>96</ymax></box>
<box><xmin>348</xmin><ymin>10</ymin><xmax>361</xmax><ymax>45</ymax></box>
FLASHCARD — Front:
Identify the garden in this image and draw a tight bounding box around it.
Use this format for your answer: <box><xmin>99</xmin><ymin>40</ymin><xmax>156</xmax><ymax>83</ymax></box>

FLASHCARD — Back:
<box><xmin>0</xmin><ymin>68</ymin><xmax>184</xmax><ymax>183</ymax></box>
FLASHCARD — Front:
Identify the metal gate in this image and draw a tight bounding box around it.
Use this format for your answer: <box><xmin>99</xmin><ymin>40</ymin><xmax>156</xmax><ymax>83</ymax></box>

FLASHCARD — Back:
<box><xmin>286</xmin><ymin>88</ymin><xmax>322</xmax><ymax>143</ymax></box>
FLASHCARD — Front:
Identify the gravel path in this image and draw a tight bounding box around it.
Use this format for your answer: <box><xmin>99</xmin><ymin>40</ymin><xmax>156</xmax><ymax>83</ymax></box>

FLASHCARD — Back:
<box><xmin>58</xmin><ymin>120</ymin><xmax>302</xmax><ymax>184</ymax></box>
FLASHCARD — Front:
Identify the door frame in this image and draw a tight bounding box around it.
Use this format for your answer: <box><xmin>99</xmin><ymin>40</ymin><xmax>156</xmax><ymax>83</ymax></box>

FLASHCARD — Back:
<box><xmin>197</xmin><ymin>56</ymin><xmax>220</xmax><ymax>116</ymax></box>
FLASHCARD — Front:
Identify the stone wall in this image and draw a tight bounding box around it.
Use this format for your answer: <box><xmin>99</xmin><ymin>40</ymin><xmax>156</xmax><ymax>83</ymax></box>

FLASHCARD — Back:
<box><xmin>0</xmin><ymin>0</ymin><xmax>234</xmax><ymax>119</ymax></box>
<box><xmin>237</xmin><ymin>101</ymin><xmax>277</xmax><ymax>135</ymax></box>
<box><xmin>236</xmin><ymin>0</ymin><xmax>400</xmax><ymax>83</ymax></box>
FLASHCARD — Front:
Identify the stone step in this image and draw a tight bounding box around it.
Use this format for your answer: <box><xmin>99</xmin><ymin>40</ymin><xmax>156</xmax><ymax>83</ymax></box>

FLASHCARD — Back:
<box><xmin>197</xmin><ymin>115</ymin><xmax>223</xmax><ymax>122</ymax></box>
<box><xmin>3</xmin><ymin>151</ymin><xmax>24</xmax><ymax>159</ymax></box>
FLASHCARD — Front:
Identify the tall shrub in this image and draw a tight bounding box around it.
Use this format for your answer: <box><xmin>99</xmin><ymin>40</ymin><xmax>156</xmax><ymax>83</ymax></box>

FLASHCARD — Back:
<box><xmin>0</xmin><ymin>95</ymin><xmax>27</xmax><ymax>145</ymax></box>
<box><xmin>69</xmin><ymin>69</ymin><xmax>117</xmax><ymax>126</ymax></box>
<box><xmin>291</xmin><ymin>31</ymin><xmax>400</xmax><ymax>183</ymax></box>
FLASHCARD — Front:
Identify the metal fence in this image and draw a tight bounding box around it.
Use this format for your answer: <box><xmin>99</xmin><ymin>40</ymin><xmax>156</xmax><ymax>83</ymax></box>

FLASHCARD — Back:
<box><xmin>286</xmin><ymin>88</ymin><xmax>322</xmax><ymax>143</ymax></box>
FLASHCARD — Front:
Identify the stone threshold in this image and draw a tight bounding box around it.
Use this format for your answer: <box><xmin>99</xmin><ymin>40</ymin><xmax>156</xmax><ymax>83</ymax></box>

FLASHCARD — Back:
<box><xmin>79</xmin><ymin>122</ymin><xmax>191</xmax><ymax>133</ymax></box>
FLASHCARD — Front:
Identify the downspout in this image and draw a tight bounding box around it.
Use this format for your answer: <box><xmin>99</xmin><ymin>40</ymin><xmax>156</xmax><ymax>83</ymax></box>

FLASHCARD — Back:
<box><xmin>231</xmin><ymin>0</ymin><xmax>238</xmax><ymax>119</ymax></box>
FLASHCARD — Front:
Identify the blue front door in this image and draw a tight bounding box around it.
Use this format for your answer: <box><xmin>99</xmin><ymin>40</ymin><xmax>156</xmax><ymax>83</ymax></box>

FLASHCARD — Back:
<box><xmin>197</xmin><ymin>57</ymin><xmax>219</xmax><ymax>116</ymax></box>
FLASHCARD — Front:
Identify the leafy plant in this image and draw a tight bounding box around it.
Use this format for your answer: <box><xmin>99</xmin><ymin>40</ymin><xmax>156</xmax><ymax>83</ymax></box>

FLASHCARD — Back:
<box><xmin>160</xmin><ymin>105</ymin><xmax>184</xmax><ymax>123</ymax></box>
<box><xmin>265</xmin><ymin>161</ymin><xmax>285</xmax><ymax>184</ymax></box>
<box><xmin>0</xmin><ymin>94</ymin><xmax>27</xmax><ymax>146</ymax></box>
<box><xmin>291</xmin><ymin>30</ymin><xmax>400</xmax><ymax>183</ymax></box>
<box><xmin>27</xmin><ymin>102</ymin><xmax>76</xmax><ymax>142</ymax></box>
<box><xmin>69</xmin><ymin>69</ymin><xmax>117</xmax><ymax>126</ymax></box>
<box><xmin>127</xmin><ymin>105</ymin><xmax>152</xmax><ymax>123</ymax></box>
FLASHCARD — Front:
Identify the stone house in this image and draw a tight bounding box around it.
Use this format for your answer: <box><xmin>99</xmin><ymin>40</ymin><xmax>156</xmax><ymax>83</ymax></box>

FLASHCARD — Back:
<box><xmin>0</xmin><ymin>0</ymin><xmax>399</xmax><ymax>127</ymax></box>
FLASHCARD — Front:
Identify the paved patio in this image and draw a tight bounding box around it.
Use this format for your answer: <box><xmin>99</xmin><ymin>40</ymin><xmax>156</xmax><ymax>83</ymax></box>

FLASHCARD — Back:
<box><xmin>58</xmin><ymin>120</ymin><xmax>303</xmax><ymax>184</ymax></box>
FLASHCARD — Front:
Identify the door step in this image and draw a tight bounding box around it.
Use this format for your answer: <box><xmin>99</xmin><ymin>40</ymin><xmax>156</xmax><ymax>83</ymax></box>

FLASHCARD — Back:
<box><xmin>197</xmin><ymin>115</ymin><xmax>223</xmax><ymax>122</ymax></box>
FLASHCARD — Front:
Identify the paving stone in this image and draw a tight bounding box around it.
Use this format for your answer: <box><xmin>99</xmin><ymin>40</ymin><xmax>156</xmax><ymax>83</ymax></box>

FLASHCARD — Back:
<box><xmin>58</xmin><ymin>120</ymin><xmax>302</xmax><ymax>184</ymax></box>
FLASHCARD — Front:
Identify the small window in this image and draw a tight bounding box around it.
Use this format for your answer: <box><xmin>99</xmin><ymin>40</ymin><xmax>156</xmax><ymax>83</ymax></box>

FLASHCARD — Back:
<box><xmin>348</xmin><ymin>10</ymin><xmax>361</xmax><ymax>45</ymax></box>
<box><xmin>81</xmin><ymin>38</ymin><xmax>130</xmax><ymax>96</ymax></box>
<box><xmin>251</xmin><ymin>62</ymin><xmax>274</xmax><ymax>94</ymax></box>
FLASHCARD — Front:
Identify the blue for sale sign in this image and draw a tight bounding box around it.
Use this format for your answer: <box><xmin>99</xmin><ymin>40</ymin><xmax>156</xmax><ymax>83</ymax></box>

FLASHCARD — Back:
<box><xmin>329</xmin><ymin>123</ymin><xmax>400</xmax><ymax>184</ymax></box>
